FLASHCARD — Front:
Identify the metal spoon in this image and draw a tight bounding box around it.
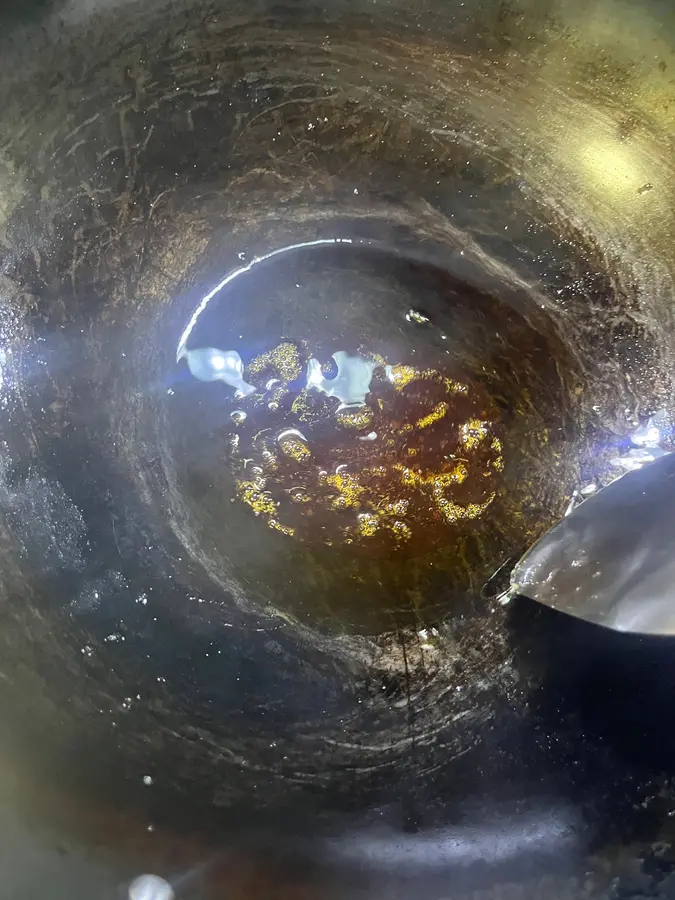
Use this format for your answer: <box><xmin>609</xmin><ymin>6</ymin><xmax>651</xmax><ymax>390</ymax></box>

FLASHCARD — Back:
<box><xmin>509</xmin><ymin>450</ymin><xmax>675</xmax><ymax>635</ymax></box>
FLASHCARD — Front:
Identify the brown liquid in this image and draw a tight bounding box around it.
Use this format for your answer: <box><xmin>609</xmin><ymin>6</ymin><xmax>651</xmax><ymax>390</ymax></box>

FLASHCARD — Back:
<box><xmin>227</xmin><ymin>342</ymin><xmax>504</xmax><ymax>557</ymax></box>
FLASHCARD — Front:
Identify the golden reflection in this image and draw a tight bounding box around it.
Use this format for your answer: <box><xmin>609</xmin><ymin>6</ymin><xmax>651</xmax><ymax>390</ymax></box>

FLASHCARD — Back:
<box><xmin>417</xmin><ymin>401</ymin><xmax>449</xmax><ymax>430</ymax></box>
<box><xmin>578</xmin><ymin>137</ymin><xmax>650</xmax><ymax>197</ymax></box>
<box><xmin>267</xmin><ymin>519</ymin><xmax>296</xmax><ymax>536</ymax></box>
<box><xmin>247</xmin><ymin>341</ymin><xmax>302</xmax><ymax>382</ymax></box>
<box><xmin>336</xmin><ymin>408</ymin><xmax>374</xmax><ymax>428</ymax></box>
<box><xmin>460</xmin><ymin>418</ymin><xmax>489</xmax><ymax>450</ymax></box>
<box><xmin>237</xmin><ymin>480</ymin><xmax>278</xmax><ymax>517</ymax></box>
<box><xmin>387</xmin><ymin>364</ymin><xmax>419</xmax><ymax>390</ymax></box>
<box><xmin>278</xmin><ymin>434</ymin><xmax>312</xmax><ymax>461</ymax></box>
<box><xmin>231</xmin><ymin>343</ymin><xmax>504</xmax><ymax>554</ymax></box>
<box><xmin>323</xmin><ymin>471</ymin><xmax>365</xmax><ymax>508</ymax></box>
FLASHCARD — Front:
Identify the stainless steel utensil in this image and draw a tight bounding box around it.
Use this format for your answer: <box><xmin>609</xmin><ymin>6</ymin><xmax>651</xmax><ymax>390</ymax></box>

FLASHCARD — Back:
<box><xmin>511</xmin><ymin>451</ymin><xmax>675</xmax><ymax>634</ymax></box>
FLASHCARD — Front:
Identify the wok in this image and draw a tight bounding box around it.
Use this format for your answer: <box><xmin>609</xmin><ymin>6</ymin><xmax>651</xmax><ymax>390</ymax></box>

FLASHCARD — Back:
<box><xmin>0</xmin><ymin>0</ymin><xmax>675</xmax><ymax>896</ymax></box>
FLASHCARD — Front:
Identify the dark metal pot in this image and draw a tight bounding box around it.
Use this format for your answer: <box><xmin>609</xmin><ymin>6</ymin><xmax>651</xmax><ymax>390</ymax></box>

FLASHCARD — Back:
<box><xmin>1</xmin><ymin>0</ymin><xmax>675</xmax><ymax>896</ymax></box>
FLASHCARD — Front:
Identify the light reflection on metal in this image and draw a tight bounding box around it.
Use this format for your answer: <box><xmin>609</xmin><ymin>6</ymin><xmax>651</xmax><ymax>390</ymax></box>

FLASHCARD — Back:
<box><xmin>180</xmin><ymin>347</ymin><xmax>255</xmax><ymax>397</ymax></box>
<box><xmin>609</xmin><ymin>408</ymin><xmax>670</xmax><ymax>473</ymax></box>
<box><xmin>322</xmin><ymin>808</ymin><xmax>577</xmax><ymax>868</ymax></box>
<box><xmin>510</xmin><ymin>450</ymin><xmax>675</xmax><ymax>634</ymax></box>
<box><xmin>578</xmin><ymin>138</ymin><xmax>650</xmax><ymax>198</ymax></box>
<box><xmin>128</xmin><ymin>874</ymin><xmax>174</xmax><ymax>900</ymax></box>
<box><xmin>609</xmin><ymin>446</ymin><xmax>666</xmax><ymax>471</ymax></box>
<box><xmin>306</xmin><ymin>351</ymin><xmax>379</xmax><ymax>410</ymax></box>
<box><xmin>175</xmin><ymin>238</ymin><xmax>355</xmax><ymax>360</ymax></box>
<box><xmin>632</xmin><ymin>425</ymin><xmax>661</xmax><ymax>447</ymax></box>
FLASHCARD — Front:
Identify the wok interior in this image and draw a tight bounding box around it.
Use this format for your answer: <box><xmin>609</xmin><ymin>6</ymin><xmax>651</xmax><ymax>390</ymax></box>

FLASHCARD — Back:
<box><xmin>0</xmin><ymin>0</ymin><xmax>674</xmax><ymax>893</ymax></box>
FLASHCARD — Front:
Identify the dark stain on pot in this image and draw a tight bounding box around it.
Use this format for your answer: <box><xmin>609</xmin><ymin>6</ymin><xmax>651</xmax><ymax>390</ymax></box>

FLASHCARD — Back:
<box><xmin>0</xmin><ymin>0</ymin><xmax>674</xmax><ymax>891</ymax></box>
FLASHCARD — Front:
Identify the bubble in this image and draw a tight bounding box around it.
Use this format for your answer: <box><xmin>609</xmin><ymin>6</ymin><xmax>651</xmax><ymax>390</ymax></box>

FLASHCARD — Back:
<box><xmin>71</xmin><ymin>569</ymin><xmax>127</xmax><ymax>615</ymax></box>
<box><xmin>277</xmin><ymin>427</ymin><xmax>307</xmax><ymax>443</ymax></box>
<box><xmin>230</xmin><ymin>410</ymin><xmax>247</xmax><ymax>424</ymax></box>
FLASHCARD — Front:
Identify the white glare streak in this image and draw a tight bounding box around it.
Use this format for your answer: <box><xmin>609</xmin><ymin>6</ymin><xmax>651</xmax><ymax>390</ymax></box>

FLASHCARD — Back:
<box><xmin>176</xmin><ymin>238</ymin><xmax>355</xmax><ymax>359</ymax></box>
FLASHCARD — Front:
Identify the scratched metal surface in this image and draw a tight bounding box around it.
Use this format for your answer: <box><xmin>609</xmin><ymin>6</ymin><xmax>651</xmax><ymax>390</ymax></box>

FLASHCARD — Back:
<box><xmin>0</xmin><ymin>0</ymin><xmax>674</xmax><ymax>897</ymax></box>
